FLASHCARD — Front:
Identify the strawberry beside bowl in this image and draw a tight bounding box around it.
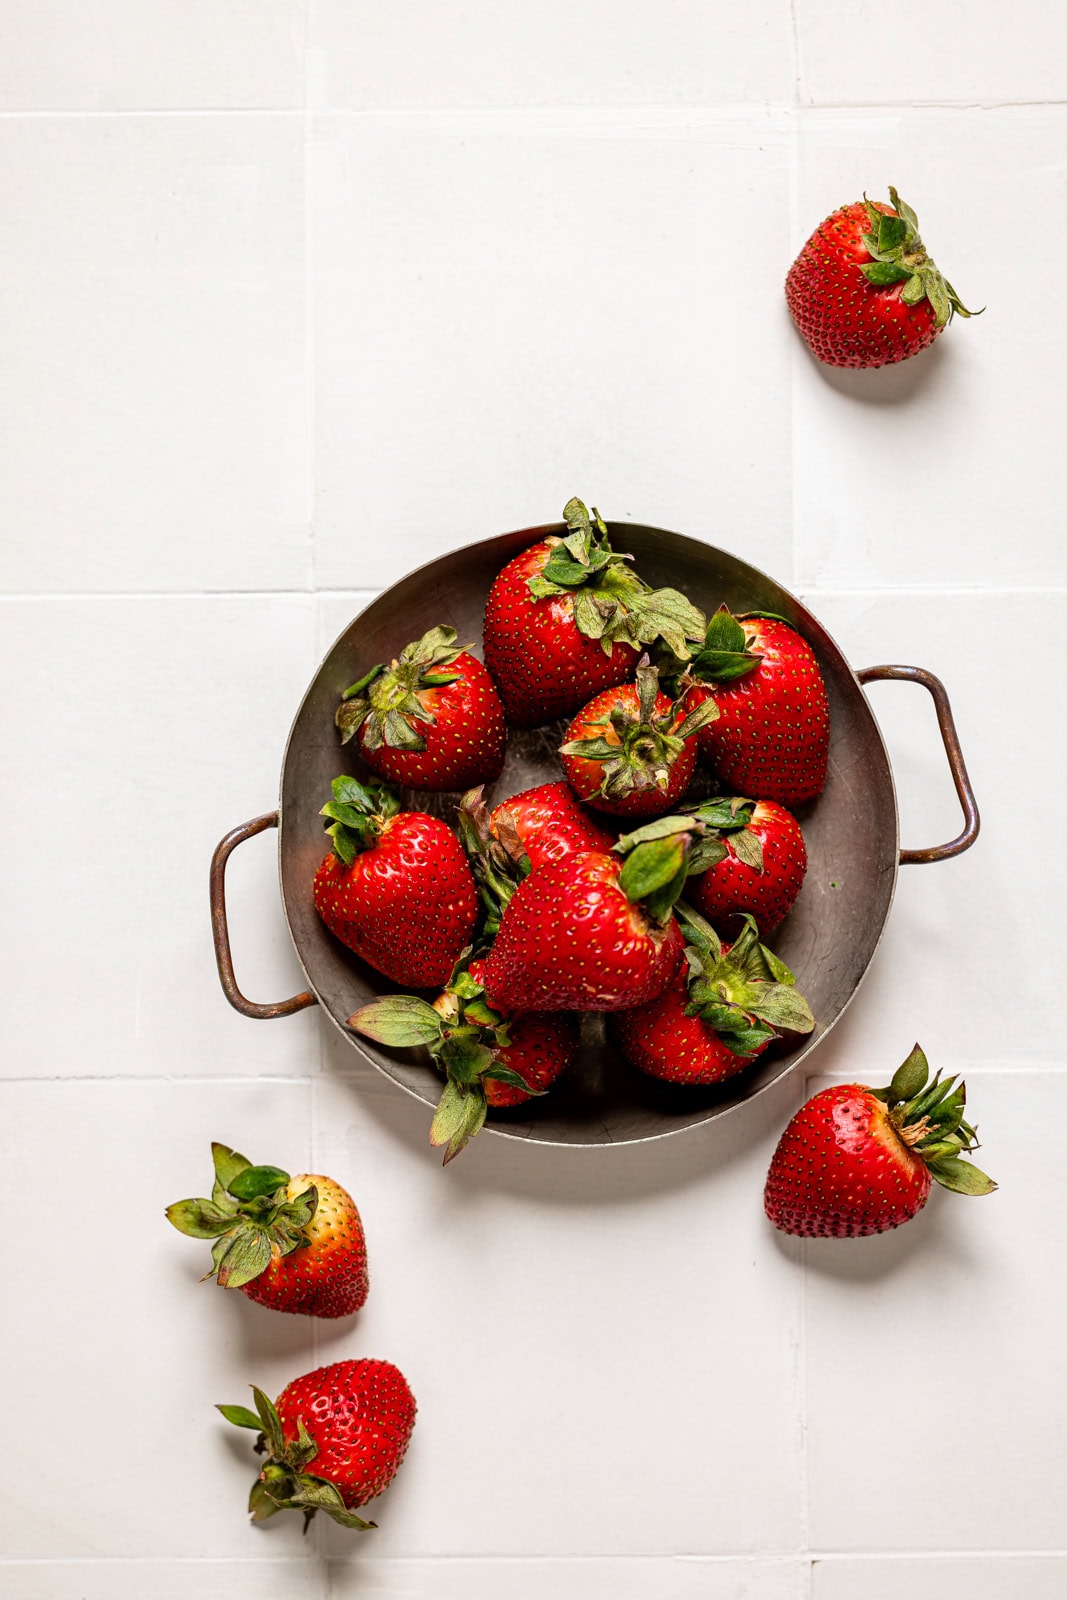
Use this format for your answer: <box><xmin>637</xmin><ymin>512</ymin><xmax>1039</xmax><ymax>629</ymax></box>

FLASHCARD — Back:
<box><xmin>210</xmin><ymin>522</ymin><xmax>978</xmax><ymax>1148</ymax></box>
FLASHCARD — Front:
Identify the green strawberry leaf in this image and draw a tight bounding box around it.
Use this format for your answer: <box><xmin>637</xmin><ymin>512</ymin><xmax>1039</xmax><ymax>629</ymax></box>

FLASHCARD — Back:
<box><xmin>289</xmin><ymin>1473</ymin><xmax>377</xmax><ymax>1530</ymax></box>
<box><xmin>728</xmin><ymin>827</ymin><xmax>764</xmax><ymax>873</ymax></box>
<box><xmin>211</xmin><ymin>1142</ymin><xmax>252</xmax><ymax>1191</ymax></box>
<box><xmin>252</xmin><ymin>1386</ymin><xmax>286</xmax><ymax>1458</ymax></box>
<box><xmin>215</xmin><ymin>1227</ymin><xmax>273</xmax><ymax>1290</ymax></box>
<box><xmin>439</xmin><ymin>1034</ymin><xmax>495</xmax><ymax>1084</ymax></box>
<box><xmin>227</xmin><ymin>1164</ymin><xmax>290</xmax><ymax>1202</ymax></box>
<box><xmin>618</xmin><ymin>834</ymin><xmax>689</xmax><ymax>905</ymax></box>
<box><xmin>927</xmin><ymin>1156</ymin><xmax>998</xmax><ymax>1197</ymax></box>
<box><xmin>348</xmin><ymin>996</ymin><xmax>444</xmax><ymax>1048</ymax></box>
<box><xmin>430</xmin><ymin>1079</ymin><xmax>488</xmax><ymax>1163</ymax></box>
<box><xmin>483</xmin><ymin>1064</ymin><xmax>545</xmax><ymax>1095</ymax></box>
<box><xmin>614</xmin><ymin>815</ymin><xmax>697</xmax><ymax>853</ymax></box>
<box><xmin>165</xmin><ymin>1197</ymin><xmax>238</xmax><ymax>1238</ymax></box>
<box><xmin>888</xmin><ymin>1043</ymin><xmax>930</xmax><ymax>1104</ymax></box>
<box><xmin>217</xmin><ymin>1404</ymin><xmax>264</xmax><ymax>1431</ymax></box>
<box><xmin>248</xmin><ymin>1479</ymin><xmax>284</xmax><ymax>1521</ymax></box>
<box><xmin>285</xmin><ymin>1419</ymin><xmax>320</xmax><ymax>1473</ymax></box>
<box><xmin>876</xmin><ymin>211</ymin><xmax>908</xmax><ymax>253</ymax></box>
<box><xmin>861</xmin><ymin>261</ymin><xmax>914</xmax><ymax>287</ymax></box>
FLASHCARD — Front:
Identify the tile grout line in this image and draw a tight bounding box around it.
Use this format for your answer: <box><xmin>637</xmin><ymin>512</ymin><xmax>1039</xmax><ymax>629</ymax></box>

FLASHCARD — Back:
<box><xmin>304</xmin><ymin>31</ymin><xmax>319</xmax><ymax>600</ymax></box>
<box><xmin>0</xmin><ymin>99</ymin><xmax>1062</xmax><ymax>120</ymax></box>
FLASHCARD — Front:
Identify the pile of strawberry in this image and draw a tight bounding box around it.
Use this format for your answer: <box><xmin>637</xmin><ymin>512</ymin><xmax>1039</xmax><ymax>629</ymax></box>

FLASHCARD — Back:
<box><xmin>314</xmin><ymin>497</ymin><xmax>830</xmax><ymax>1162</ymax></box>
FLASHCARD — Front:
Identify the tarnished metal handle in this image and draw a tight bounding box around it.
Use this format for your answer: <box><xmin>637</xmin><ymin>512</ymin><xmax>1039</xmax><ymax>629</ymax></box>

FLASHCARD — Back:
<box><xmin>857</xmin><ymin>665</ymin><xmax>980</xmax><ymax>865</ymax></box>
<box><xmin>209</xmin><ymin>812</ymin><xmax>317</xmax><ymax>1019</ymax></box>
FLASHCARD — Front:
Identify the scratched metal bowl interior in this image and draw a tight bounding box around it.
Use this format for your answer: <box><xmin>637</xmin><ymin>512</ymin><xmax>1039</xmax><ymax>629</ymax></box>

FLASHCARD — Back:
<box><xmin>267</xmin><ymin>521</ymin><xmax>926</xmax><ymax>1148</ymax></box>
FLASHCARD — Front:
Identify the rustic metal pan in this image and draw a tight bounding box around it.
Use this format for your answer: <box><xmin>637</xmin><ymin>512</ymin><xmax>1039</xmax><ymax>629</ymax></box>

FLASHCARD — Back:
<box><xmin>210</xmin><ymin>522</ymin><xmax>978</xmax><ymax>1146</ymax></box>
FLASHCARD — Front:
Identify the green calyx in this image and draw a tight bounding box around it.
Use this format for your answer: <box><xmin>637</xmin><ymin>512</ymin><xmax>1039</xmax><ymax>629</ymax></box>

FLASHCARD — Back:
<box><xmin>614</xmin><ymin>816</ymin><xmax>694</xmax><ymax>925</ymax></box>
<box><xmin>561</xmin><ymin>657</ymin><xmax>719</xmax><ymax>803</ymax></box>
<box><xmin>347</xmin><ymin>955</ymin><xmax>544</xmax><ymax>1165</ymax></box>
<box><xmin>686</xmin><ymin>605</ymin><xmax>764</xmax><ymax>686</ymax></box>
<box><xmin>529</xmin><ymin>496</ymin><xmax>706</xmax><ymax>660</ymax></box>
<box><xmin>859</xmin><ymin>188</ymin><xmax>981</xmax><ymax>328</ymax></box>
<box><xmin>872</xmin><ymin>1044</ymin><xmax>997</xmax><ymax>1196</ymax></box>
<box><xmin>335</xmin><ymin>624</ymin><xmax>470</xmax><ymax>753</ymax></box>
<box><xmin>219</xmin><ymin>1386</ymin><xmax>375</xmax><ymax>1533</ymax></box>
<box><xmin>674</xmin><ymin>904</ymin><xmax>815</xmax><ymax>1057</ymax></box>
<box><xmin>165</xmin><ymin>1143</ymin><xmax>317</xmax><ymax>1291</ymax></box>
<box><xmin>456</xmin><ymin>786</ymin><xmax>530</xmax><ymax>943</ymax></box>
<box><xmin>320</xmin><ymin>773</ymin><xmax>402</xmax><ymax>866</ymax></box>
<box><xmin>614</xmin><ymin>796</ymin><xmax>762</xmax><ymax>887</ymax></box>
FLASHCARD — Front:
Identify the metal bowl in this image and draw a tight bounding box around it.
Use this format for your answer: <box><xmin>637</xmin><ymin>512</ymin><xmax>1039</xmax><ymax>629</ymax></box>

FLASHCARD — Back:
<box><xmin>211</xmin><ymin>521</ymin><xmax>978</xmax><ymax>1146</ymax></box>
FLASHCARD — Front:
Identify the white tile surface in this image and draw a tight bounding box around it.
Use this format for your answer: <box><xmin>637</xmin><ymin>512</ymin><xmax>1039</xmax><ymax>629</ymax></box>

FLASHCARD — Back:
<box><xmin>312</xmin><ymin>1050</ymin><xmax>805</xmax><ymax>1556</ymax></box>
<box><xmin>0</xmin><ymin>1080</ymin><xmax>315</xmax><ymax>1558</ymax></box>
<box><xmin>793</xmin><ymin>590</ymin><xmax>1066</xmax><ymax>1068</ymax></box>
<box><xmin>792</xmin><ymin>108</ymin><xmax>1067</xmax><ymax>591</ymax></box>
<box><xmin>2</xmin><ymin>1563</ymin><xmax>326</xmax><ymax>1599</ymax></box>
<box><xmin>0</xmin><ymin>597</ymin><xmax>320</xmax><ymax>1078</ymax></box>
<box><xmin>309</xmin><ymin>2</ymin><xmax>793</xmax><ymax>109</ymax></box>
<box><xmin>795</xmin><ymin>0</ymin><xmax>1064</xmax><ymax>105</ymax></box>
<box><xmin>0</xmin><ymin>4</ymin><xmax>307</xmax><ymax>110</ymax></box>
<box><xmin>813</xmin><ymin>1558</ymin><xmax>1067</xmax><ymax>1600</ymax></box>
<box><xmin>329</xmin><ymin>1557</ymin><xmax>806</xmax><ymax>1598</ymax></box>
<box><xmin>0</xmin><ymin>115</ymin><xmax>309</xmax><ymax>593</ymax></box>
<box><xmin>312</xmin><ymin>111</ymin><xmax>793</xmax><ymax>591</ymax></box>
<box><xmin>804</xmin><ymin>1068</ymin><xmax>1067</xmax><ymax>1552</ymax></box>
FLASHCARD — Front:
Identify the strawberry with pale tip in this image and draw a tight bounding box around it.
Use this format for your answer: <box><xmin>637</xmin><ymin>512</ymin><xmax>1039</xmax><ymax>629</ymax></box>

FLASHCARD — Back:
<box><xmin>683</xmin><ymin>605</ymin><xmax>829</xmax><ymax>808</ymax></box>
<box><xmin>349</xmin><ymin>955</ymin><xmax>578</xmax><ymax>1163</ymax></box>
<box><xmin>313</xmin><ymin>774</ymin><xmax>478</xmax><ymax>988</ymax></box>
<box><xmin>335</xmin><ymin>623</ymin><xmax>506</xmax><ymax>791</ymax></box>
<box><xmin>560</xmin><ymin>656</ymin><xmax>718</xmax><ymax>818</ymax></box>
<box><xmin>483</xmin><ymin>496</ymin><xmax>706</xmax><ymax>728</ymax></box>
<box><xmin>786</xmin><ymin>187</ymin><xmax>980</xmax><ymax>369</ymax></box>
<box><xmin>220</xmin><ymin>1359</ymin><xmax>416</xmax><ymax>1531</ymax></box>
<box><xmin>610</xmin><ymin>901</ymin><xmax>814</xmax><ymax>1085</ymax></box>
<box><xmin>764</xmin><ymin>1044</ymin><xmax>997</xmax><ymax>1238</ymax></box>
<box><xmin>166</xmin><ymin>1142</ymin><xmax>368</xmax><ymax>1318</ymax></box>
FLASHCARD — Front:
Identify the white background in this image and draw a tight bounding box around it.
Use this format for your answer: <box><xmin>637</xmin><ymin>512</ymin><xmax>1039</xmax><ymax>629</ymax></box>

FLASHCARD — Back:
<box><xmin>2</xmin><ymin>5</ymin><xmax>1064</xmax><ymax>1598</ymax></box>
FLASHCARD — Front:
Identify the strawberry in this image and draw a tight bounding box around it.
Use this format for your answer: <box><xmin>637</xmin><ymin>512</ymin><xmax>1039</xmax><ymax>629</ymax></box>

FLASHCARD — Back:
<box><xmin>483</xmin><ymin>496</ymin><xmax>705</xmax><ymax>727</ymax></box>
<box><xmin>611</xmin><ymin>904</ymin><xmax>813</xmax><ymax>1084</ymax></box>
<box><xmin>219</xmin><ymin>1359</ymin><xmax>416</xmax><ymax>1530</ymax></box>
<box><xmin>680</xmin><ymin>796</ymin><xmax>807</xmax><ymax>935</ymax></box>
<box><xmin>166</xmin><ymin>1142</ymin><xmax>368</xmax><ymax>1318</ymax></box>
<box><xmin>683</xmin><ymin>606</ymin><xmax>829</xmax><ymax>807</ymax></box>
<box><xmin>335</xmin><ymin>624</ymin><xmax>505</xmax><ymax>791</ymax></box>
<box><xmin>482</xmin><ymin>833</ymin><xmax>690</xmax><ymax>1012</ymax></box>
<box><xmin>489</xmin><ymin>781</ymin><xmax>615</xmax><ymax>873</ymax></box>
<box><xmin>313</xmin><ymin>775</ymin><xmax>478</xmax><ymax>988</ymax></box>
<box><xmin>786</xmin><ymin>187</ymin><xmax>979</xmax><ymax>369</ymax></box>
<box><xmin>560</xmin><ymin>656</ymin><xmax>718</xmax><ymax>818</ymax></box>
<box><xmin>764</xmin><ymin>1045</ymin><xmax>997</xmax><ymax>1238</ymax></box>
<box><xmin>349</xmin><ymin>957</ymin><xmax>578</xmax><ymax>1163</ymax></box>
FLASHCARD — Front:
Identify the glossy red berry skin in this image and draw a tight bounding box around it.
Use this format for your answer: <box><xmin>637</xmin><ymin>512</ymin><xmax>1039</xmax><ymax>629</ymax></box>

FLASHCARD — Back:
<box><xmin>764</xmin><ymin>1084</ymin><xmax>932</xmax><ymax>1238</ymax></box>
<box><xmin>240</xmin><ymin>1175</ymin><xmax>368</xmax><ymax>1320</ymax></box>
<box><xmin>611</xmin><ymin>965</ymin><xmax>763</xmax><ymax>1085</ymax></box>
<box><xmin>313</xmin><ymin>814</ymin><xmax>478</xmax><ymax>988</ymax></box>
<box><xmin>275</xmin><ymin>1359</ymin><xmax>416</xmax><ymax>1509</ymax></box>
<box><xmin>786</xmin><ymin>201</ymin><xmax>941</xmax><ymax>369</ymax></box>
<box><xmin>489</xmin><ymin>781</ymin><xmax>615</xmax><ymax>871</ymax></box>
<box><xmin>483</xmin><ymin>541</ymin><xmax>639</xmax><ymax>727</ymax></box>
<box><xmin>465</xmin><ymin>957</ymin><xmax>579</xmax><ymax>1108</ymax></box>
<box><xmin>483</xmin><ymin>850</ymin><xmax>685</xmax><ymax>1013</ymax></box>
<box><xmin>561</xmin><ymin>684</ymin><xmax>697</xmax><ymax>819</ymax></box>
<box><xmin>358</xmin><ymin>651</ymin><xmax>506</xmax><ymax>791</ymax></box>
<box><xmin>687</xmin><ymin>618</ymin><xmax>829</xmax><ymax>807</ymax></box>
<box><xmin>687</xmin><ymin>801</ymin><xmax>807</xmax><ymax>936</ymax></box>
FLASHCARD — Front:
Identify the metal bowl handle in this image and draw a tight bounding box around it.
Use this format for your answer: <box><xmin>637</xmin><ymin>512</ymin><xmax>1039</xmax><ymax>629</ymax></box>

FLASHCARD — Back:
<box><xmin>209</xmin><ymin>812</ymin><xmax>317</xmax><ymax>1019</ymax></box>
<box><xmin>857</xmin><ymin>665</ymin><xmax>980</xmax><ymax>864</ymax></box>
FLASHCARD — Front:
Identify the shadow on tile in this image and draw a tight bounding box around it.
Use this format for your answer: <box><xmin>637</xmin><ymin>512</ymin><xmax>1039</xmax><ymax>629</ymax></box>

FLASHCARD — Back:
<box><xmin>797</xmin><ymin>333</ymin><xmax>951</xmax><ymax>405</ymax></box>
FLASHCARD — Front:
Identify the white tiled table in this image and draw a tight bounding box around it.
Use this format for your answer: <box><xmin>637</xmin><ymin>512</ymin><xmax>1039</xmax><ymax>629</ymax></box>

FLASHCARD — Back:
<box><xmin>3</xmin><ymin>7</ymin><xmax>1063</xmax><ymax>1597</ymax></box>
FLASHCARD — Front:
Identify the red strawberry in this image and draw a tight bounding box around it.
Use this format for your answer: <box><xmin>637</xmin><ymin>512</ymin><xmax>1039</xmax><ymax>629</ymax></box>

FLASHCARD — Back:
<box><xmin>786</xmin><ymin>187</ymin><xmax>979</xmax><ymax>368</ymax></box>
<box><xmin>682</xmin><ymin>796</ymin><xmax>807</xmax><ymax>935</ymax></box>
<box><xmin>219</xmin><ymin>1359</ymin><xmax>416</xmax><ymax>1530</ymax></box>
<box><xmin>483</xmin><ymin>497</ymin><xmax>705</xmax><ymax>727</ymax></box>
<box><xmin>684</xmin><ymin>606</ymin><xmax>829</xmax><ymax>807</ymax></box>
<box><xmin>764</xmin><ymin>1045</ymin><xmax>997</xmax><ymax>1238</ymax></box>
<box><xmin>335</xmin><ymin>624</ymin><xmax>505</xmax><ymax>791</ymax></box>
<box><xmin>482</xmin><ymin>837</ymin><xmax>689</xmax><ymax>1012</ymax></box>
<box><xmin>166</xmin><ymin>1142</ymin><xmax>368</xmax><ymax>1318</ymax></box>
<box><xmin>611</xmin><ymin>906</ymin><xmax>813</xmax><ymax>1084</ymax></box>
<box><xmin>349</xmin><ymin>957</ymin><xmax>578</xmax><ymax>1163</ymax></box>
<box><xmin>313</xmin><ymin>775</ymin><xmax>477</xmax><ymax>988</ymax></box>
<box><xmin>560</xmin><ymin>657</ymin><xmax>718</xmax><ymax>818</ymax></box>
<box><xmin>490</xmin><ymin>781</ymin><xmax>615</xmax><ymax>872</ymax></box>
